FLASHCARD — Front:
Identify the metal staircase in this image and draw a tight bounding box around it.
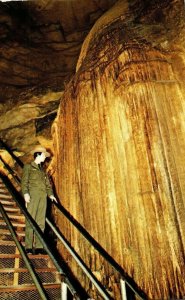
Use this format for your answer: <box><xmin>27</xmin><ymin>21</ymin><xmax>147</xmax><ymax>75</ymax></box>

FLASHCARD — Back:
<box><xmin>0</xmin><ymin>177</ymin><xmax>61</xmax><ymax>300</ymax></box>
<box><xmin>0</xmin><ymin>139</ymin><xmax>147</xmax><ymax>300</ymax></box>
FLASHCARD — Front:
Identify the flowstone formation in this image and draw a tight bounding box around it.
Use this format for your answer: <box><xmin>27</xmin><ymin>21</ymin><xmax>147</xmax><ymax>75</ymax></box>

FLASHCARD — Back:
<box><xmin>52</xmin><ymin>0</ymin><xmax>185</xmax><ymax>299</ymax></box>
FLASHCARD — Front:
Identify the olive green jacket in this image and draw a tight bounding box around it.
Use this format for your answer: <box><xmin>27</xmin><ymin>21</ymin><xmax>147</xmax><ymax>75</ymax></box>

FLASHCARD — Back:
<box><xmin>21</xmin><ymin>161</ymin><xmax>53</xmax><ymax>197</ymax></box>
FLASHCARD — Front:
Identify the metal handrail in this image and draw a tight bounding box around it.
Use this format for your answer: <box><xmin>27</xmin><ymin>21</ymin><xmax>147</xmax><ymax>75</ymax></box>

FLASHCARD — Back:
<box><xmin>52</xmin><ymin>202</ymin><xmax>145</xmax><ymax>299</ymax></box>
<box><xmin>0</xmin><ymin>140</ymin><xmax>146</xmax><ymax>299</ymax></box>
<box><xmin>0</xmin><ymin>155</ymin><xmax>20</xmax><ymax>185</ymax></box>
<box><xmin>0</xmin><ymin>173</ymin><xmax>80</xmax><ymax>299</ymax></box>
<box><xmin>46</xmin><ymin>218</ymin><xmax>112</xmax><ymax>300</ymax></box>
<box><xmin>0</xmin><ymin>201</ymin><xmax>48</xmax><ymax>300</ymax></box>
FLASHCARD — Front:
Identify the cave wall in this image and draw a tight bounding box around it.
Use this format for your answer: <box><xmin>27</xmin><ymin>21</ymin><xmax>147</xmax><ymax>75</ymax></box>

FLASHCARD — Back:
<box><xmin>52</xmin><ymin>0</ymin><xmax>185</xmax><ymax>299</ymax></box>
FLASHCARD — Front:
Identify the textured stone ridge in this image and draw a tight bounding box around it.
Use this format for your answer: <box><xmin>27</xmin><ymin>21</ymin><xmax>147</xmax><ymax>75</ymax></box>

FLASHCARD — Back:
<box><xmin>52</xmin><ymin>0</ymin><xmax>185</xmax><ymax>299</ymax></box>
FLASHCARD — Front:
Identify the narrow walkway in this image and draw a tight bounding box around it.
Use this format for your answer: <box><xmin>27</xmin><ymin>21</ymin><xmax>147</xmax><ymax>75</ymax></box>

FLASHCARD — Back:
<box><xmin>0</xmin><ymin>178</ymin><xmax>61</xmax><ymax>300</ymax></box>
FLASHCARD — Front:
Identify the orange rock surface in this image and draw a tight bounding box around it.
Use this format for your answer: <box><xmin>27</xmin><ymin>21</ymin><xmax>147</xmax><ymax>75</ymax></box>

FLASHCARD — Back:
<box><xmin>52</xmin><ymin>1</ymin><xmax>185</xmax><ymax>298</ymax></box>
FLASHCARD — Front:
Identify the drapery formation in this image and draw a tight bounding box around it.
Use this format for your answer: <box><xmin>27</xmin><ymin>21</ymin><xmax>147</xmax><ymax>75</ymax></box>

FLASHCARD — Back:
<box><xmin>52</xmin><ymin>1</ymin><xmax>185</xmax><ymax>298</ymax></box>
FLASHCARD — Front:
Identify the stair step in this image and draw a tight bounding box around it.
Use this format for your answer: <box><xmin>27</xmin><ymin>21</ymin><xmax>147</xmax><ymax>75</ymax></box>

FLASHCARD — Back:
<box><xmin>0</xmin><ymin>253</ymin><xmax>49</xmax><ymax>259</ymax></box>
<box><xmin>0</xmin><ymin>254</ymin><xmax>52</xmax><ymax>269</ymax></box>
<box><xmin>0</xmin><ymin>229</ymin><xmax>25</xmax><ymax>236</ymax></box>
<box><xmin>0</xmin><ymin>283</ymin><xmax>61</xmax><ymax>300</ymax></box>
<box><xmin>0</xmin><ymin>188</ymin><xmax>8</xmax><ymax>193</ymax></box>
<box><xmin>0</xmin><ymin>268</ymin><xmax>60</xmax><ymax>285</ymax></box>
<box><xmin>0</xmin><ymin>194</ymin><xmax>12</xmax><ymax>199</ymax></box>
<box><xmin>3</xmin><ymin>207</ymin><xmax>21</xmax><ymax>213</ymax></box>
<box><xmin>0</xmin><ymin>255</ymin><xmax>52</xmax><ymax>268</ymax></box>
<box><xmin>0</xmin><ymin>199</ymin><xmax>15</xmax><ymax>206</ymax></box>
<box><xmin>0</xmin><ymin>244</ymin><xmax>18</xmax><ymax>255</ymax></box>
<box><xmin>0</xmin><ymin>213</ymin><xmax>25</xmax><ymax>220</ymax></box>
<box><xmin>0</xmin><ymin>283</ymin><xmax>61</xmax><ymax>291</ymax></box>
<box><xmin>0</xmin><ymin>268</ymin><xmax>58</xmax><ymax>273</ymax></box>
<box><xmin>0</xmin><ymin>240</ymin><xmax>25</xmax><ymax>246</ymax></box>
<box><xmin>0</xmin><ymin>220</ymin><xmax>25</xmax><ymax>227</ymax></box>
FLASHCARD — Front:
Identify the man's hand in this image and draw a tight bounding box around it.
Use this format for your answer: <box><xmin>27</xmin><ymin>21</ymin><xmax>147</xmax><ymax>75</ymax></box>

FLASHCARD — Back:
<box><xmin>24</xmin><ymin>193</ymin><xmax>30</xmax><ymax>203</ymax></box>
<box><xmin>50</xmin><ymin>195</ymin><xmax>57</xmax><ymax>203</ymax></box>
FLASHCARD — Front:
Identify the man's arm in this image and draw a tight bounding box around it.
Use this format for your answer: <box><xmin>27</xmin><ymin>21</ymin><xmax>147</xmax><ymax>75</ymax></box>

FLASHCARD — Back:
<box><xmin>45</xmin><ymin>174</ymin><xmax>57</xmax><ymax>202</ymax></box>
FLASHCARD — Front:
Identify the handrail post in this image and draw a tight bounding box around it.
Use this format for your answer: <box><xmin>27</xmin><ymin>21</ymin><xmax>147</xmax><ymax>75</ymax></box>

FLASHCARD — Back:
<box><xmin>120</xmin><ymin>279</ymin><xmax>127</xmax><ymax>300</ymax></box>
<box><xmin>61</xmin><ymin>282</ymin><xmax>68</xmax><ymax>300</ymax></box>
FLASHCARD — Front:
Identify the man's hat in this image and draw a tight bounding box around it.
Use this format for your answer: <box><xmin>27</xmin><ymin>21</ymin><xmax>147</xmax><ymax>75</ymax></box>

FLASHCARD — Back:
<box><xmin>31</xmin><ymin>145</ymin><xmax>50</xmax><ymax>157</ymax></box>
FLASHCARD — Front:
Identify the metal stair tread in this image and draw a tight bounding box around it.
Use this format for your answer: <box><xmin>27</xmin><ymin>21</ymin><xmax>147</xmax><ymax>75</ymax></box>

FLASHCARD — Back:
<box><xmin>0</xmin><ymin>194</ymin><xmax>13</xmax><ymax>199</ymax></box>
<box><xmin>0</xmin><ymin>220</ymin><xmax>25</xmax><ymax>227</ymax></box>
<box><xmin>0</xmin><ymin>229</ymin><xmax>25</xmax><ymax>236</ymax></box>
<box><xmin>0</xmin><ymin>283</ymin><xmax>61</xmax><ymax>292</ymax></box>
<box><xmin>3</xmin><ymin>207</ymin><xmax>21</xmax><ymax>212</ymax></box>
<box><xmin>0</xmin><ymin>189</ymin><xmax>9</xmax><ymax>194</ymax></box>
<box><xmin>0</xmin><ymin>240</ymin><xmax>25</xmax><ymax>245</ymax></box>
<box><xmin>0</xmin><ymin>224</ymin><xmax>25</xmax><ymax>229</ymax></box>
<box><xmin>0</xmin><ymin>199</ymin><xmax>15</xmax><ymax>205</ymax></box>
<box><xmin>0</xmin><ymin>267</ymin><xmax>58</xmax><ymax>273</ymax></box>
<box><xmin>0</xmin><ymin>217</ymin><xmax>25</xmax><ymax>224</ymax></box>
<box><xmin>0</xmin><ymin>253</ymin><xmax>50</xmax><ymax>259</ymax></box>
<box><xmin>0</xmin><ymin>213</ymin><xmax>25</xmax><ymax>220</ymax></box>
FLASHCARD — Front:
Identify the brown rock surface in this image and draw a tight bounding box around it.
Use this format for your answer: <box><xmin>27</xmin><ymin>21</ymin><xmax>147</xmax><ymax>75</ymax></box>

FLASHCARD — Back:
<box><xmin>0</xmin><ymin>0</ymin><xmax>116</xmax><ymax>158</ymax></box>
<box><xmin>52</xmin><ymin>0</ymin><xmax>185</xmax><ymax>299</ymax></box>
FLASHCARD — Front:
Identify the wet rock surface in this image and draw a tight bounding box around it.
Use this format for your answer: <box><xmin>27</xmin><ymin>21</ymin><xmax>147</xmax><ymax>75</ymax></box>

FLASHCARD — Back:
<box><xmin>52</xmin><ymin>0</ymin><xmax>185</xmax><ymax>299</ymax></box>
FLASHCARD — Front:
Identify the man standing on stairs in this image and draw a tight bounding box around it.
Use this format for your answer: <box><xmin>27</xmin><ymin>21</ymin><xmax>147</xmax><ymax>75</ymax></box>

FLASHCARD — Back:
<box><xmin>21</xmin><ymin>145</ymin><xmax>57</xmax><ymax>255</ymax></box>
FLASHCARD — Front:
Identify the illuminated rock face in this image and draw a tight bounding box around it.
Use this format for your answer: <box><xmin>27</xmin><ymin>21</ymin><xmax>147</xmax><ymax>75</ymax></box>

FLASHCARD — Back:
<box><xmin>53</xmin><ymin>1</ymin><xmax>185</xmax><ymax>299</ymax></box>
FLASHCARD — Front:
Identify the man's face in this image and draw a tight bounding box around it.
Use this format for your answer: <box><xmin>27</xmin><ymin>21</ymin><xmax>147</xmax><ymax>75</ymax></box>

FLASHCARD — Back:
<box><xmin>40</xmin><ymin>152</ymin><xmax>46</xmax><ymax>162</ymax></box>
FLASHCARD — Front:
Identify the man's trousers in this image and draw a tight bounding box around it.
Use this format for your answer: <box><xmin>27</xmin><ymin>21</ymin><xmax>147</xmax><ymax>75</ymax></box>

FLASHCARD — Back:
<box><xmin>25</xmin><ymin>190</ymin><xmax>47</xmax><ymax>249</ymax></box>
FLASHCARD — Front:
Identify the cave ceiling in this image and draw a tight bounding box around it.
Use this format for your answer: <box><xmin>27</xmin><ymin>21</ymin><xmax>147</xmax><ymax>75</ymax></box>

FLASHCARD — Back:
<box><xmin>0</xmin><ymin>0</ymin><xmax>117</xmax><ymax>102</ymax></box>
<box><xmin>0</xmin><ymin>0</ymin><xmax>117</xmax><ymax>159</ymax></box>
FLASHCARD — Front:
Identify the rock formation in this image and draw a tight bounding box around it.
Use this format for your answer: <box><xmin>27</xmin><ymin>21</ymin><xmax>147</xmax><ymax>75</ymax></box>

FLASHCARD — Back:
<box><xmin>52</xmin><ymin>0</ymin><xmax>185</xmax><ymax>299</ymax></box>
<box><xmin>0</xmin><ymin>0</ymin><xmax>116</xmax><ymax>161</ymax></box>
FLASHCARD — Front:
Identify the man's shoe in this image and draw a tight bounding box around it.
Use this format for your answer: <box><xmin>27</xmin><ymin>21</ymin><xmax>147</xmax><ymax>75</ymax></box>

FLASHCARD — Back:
<box><xmin>35</xmin><ymin>248</ymin><xmax>47</xmax><ymax>255</ymax></box>
<box><xmin>25</xmin><ymin>248</ymin><xmax>33</xmax><ymax>254</ymax></box>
